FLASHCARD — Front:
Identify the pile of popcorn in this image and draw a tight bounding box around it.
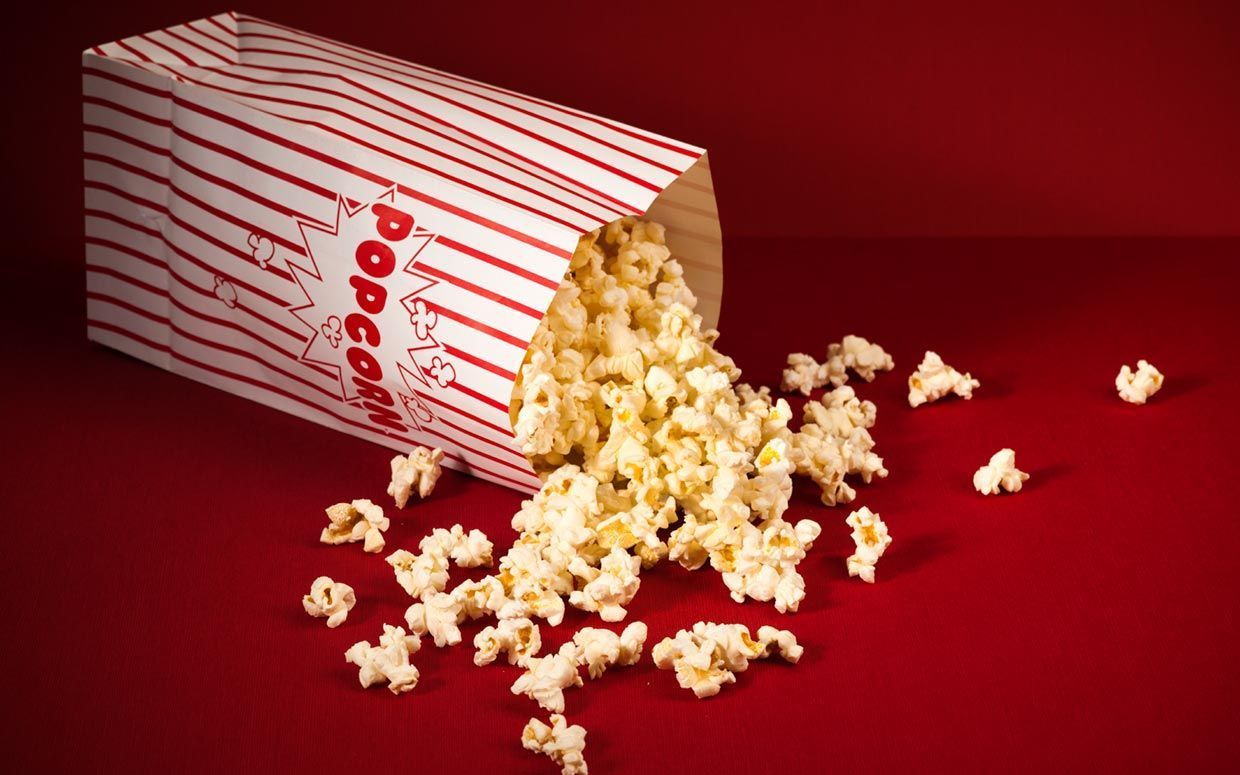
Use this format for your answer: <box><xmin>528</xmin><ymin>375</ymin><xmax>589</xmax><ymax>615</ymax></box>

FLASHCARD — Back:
<box><xmin>302</xmin><ymin>216</ymin><xmax>1169</xmax><ymax>773</ymax></box>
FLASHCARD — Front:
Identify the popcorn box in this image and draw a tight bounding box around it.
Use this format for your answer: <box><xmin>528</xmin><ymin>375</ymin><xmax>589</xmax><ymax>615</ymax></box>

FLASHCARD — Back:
<box><xmin>83</xmin><ymin>11</ymin><xmax>723</xmax><ymax>493</ymax></box>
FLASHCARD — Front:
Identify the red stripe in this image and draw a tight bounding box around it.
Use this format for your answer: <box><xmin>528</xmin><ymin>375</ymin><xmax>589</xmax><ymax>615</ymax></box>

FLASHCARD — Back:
<box><xmin>435</xmin><ymin>236</ymin><xmax>559</xmax><ymax>291</ymax></box>
<box><xmin>138</xmin><ymin>32</ymin><xmax>196</xmax><ymax>66</ymax></box>
<box><xmin>85</xmin><ymin>236</ymin><xmax>164</xmax><ymax>270</ymax></box>
<box><xmin>162</xmin><ymin>27</ymin><xmax>230</xmax><ymax>64</ymax></box>
<box><xmin>186</xmin><ymin>20</ymin><xmax>236</xmax><ymax>52</ymax></box>
<box><xmin>172</xmin><ymin>66</ymin><xmax>608</xmax><ymax>229</ymax></box>
<box><xmin>83</xmin><ymin>151</ymin><xmax>166</xmax><ymax>186</ymax></box>
<box><xmin>416</xmin><ymin>262</ymin><xmax>541</xmax><ymax>319</ymax></box>
<box><xmin>205</xmin><ymin>15</ymin><xmax>236</xmax><ymax>42</ymax></box>
<box><xmin>236</xmin><ymin>15</ymin><xmax>700</xmax><ymax>160</ymax></box>
<box><xmin>241</xmin><ymin>46</ymin><xmax>667</xmax><ymax>193</ymax></box>
<box><xmin>168</xmin><ymin>181</ymin><xmax>303</xmax><ymax>264</ymax></box>
<box><xmin>85</xmin><ymin>208</ymin><xmax>161</xmax><ymax>238</ymax></box>
<box><xmin>449</xmin><ymin>379</ymin><xmax>510</xmax><ymax>414</ymax></box>
<box><xmin>82</xmin><ymin>96</ymin><xmax>169</xmax><ymax>129</ymax></box>
<box><xmin>84</xmin><ymin>180</ymin><xmax>168</xmax><ymax>214</ymax></box>
<box><xmin>432</xmin><ymin>304</ymin><xmax>527</xmax><ymax>351</ymax></box>
<box><xmin>85</xmin><ymin>263</ymin><xmax>167</xmax><ymax>298</ymax></box>
<box><xmin>417</xmin><ymin>389</ymin><xmax>515</xmax><ymax>439</ymax></box>
<box><xmin>83</xmin><ymin>123</ymin><xmax>169</xmax><ymax>157</ymax></box>
<box><xmin>194</xmin><ymin>62</ymin><xmax>628</xmax><ymax>220</ymax></box>
<box><xmin>112</xmin><ymin>38</ymin><xmax>153</xmax><ymax>63</ymax></box>
<box><xmin>88</xmin><ymin>290</ymin><xmax>167</xmax><ymax>325</ymax></box>
<box><xmin>239</xmin><ymin>33</ymin><xmax>682</xmax><ymax>176</ymax></box>
<box><xmin>171</xmin><ymin>93</ymin><xmax>572</xmax><ymax>260</ymax></box>
<box><xmin>88</xmin><ymin>318</ymin><xmax>168</xmax><ymax>351</ymax></box>
<box><xmin>88</xmin><ymin>317</ymin><xmax>534</xmax><ymax>478</ymax></box>
<box><xmin>444</xmin><ymin>343</ymin><xmax>517</xmax><ymax>381</ymax></box>
<box><xmin>83</xmin><ymin>65</ymin><xmax>170</xmax><ymax>99</ymax></box>
<box><xmin>169</xmin><ymin>154</ymin><xmax>303</xmax><ymax>222</ymax></box>
<box><xmin>212</xmin><ymin>62</ymin><xmax>642</xmax><ymax>216</ymax></box>
<box><xmin>169</xmin><ymin>122</ymin><xmax>335</xmax><ymax>201</ymax></box>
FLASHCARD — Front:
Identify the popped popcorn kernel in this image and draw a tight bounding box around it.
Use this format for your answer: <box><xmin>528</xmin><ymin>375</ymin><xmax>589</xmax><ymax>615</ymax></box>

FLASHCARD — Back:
<box><xmin>652</xmin><ymin>621</ymin><xmax>796</xmax><ymax>698</ymax></box>
<box><xmin>404</xmin><ymin>591</ymin><xmax>465</xmax><ymax>647</ymax></box>
<box><xmin>1115</xmin><ymin>359</ymin><xmax>1164</xmax><ymax>405</ymax></box>
<box><xmin>973</xmin><ymin>448</ymin><xmax>1030</xmax><ymax>495</ymax></box>
<box><xmin>511</xmin><ymin>642</ymin><xmax>584</xmax><ymax>712</ymax></box>
<box><xmin>387</xmin><ymin>446</ymin><xmax>445</xmax><ymax>508</ymax></box>
<box><xmin>571</xmin><ymin>622</ymin><xmax>648</xmax><ymax>679</ymax></box>
<box><xmin>845</xmin><ymin>507</ymin><xmax>893</xmax><ymax>583</ymax></box>
<box><xmin>907</xmin><ymin>351</ymin><xmax>980</xmax><ymax>408</ymax></box>
<box><xmin>522</xmin><ymin>713</ymin><xmax>588</xmax><ymax>775</ymax></box>
<box><xmin>791</xmin><ymin>386</ymin><xmax>888</xmax><ymax>507</ymax></box>
<box><xmin>386</xmin><ymin>547</ymin><xmax>450</xmax><ymax>599</ymax></box>
<box><xmin>474</xmin><ymin>617</ymin><xmax>542</xmax><ymax>667</ymax></box>
<box><xmin>780</xmin><ymin>335</ymin><xmax>893</xmax><ymax>395</ymax></box>
<box><xmin>320</xmin><ymin>499</ymin><xmax>389</xmax><ymax>553</ymax></box>
<box><xmin>344</xmin><ymin>624</ymin><xmax>420</xmax><ymax>694</ymax></box>
<box><xmin>301</xmin><ymin>576</ymin><xmax>356</xmax><ymax>628</ymax></box>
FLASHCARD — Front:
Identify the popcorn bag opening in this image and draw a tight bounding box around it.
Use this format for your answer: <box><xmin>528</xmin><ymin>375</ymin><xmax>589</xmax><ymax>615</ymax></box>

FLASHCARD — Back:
<box><xmin>83</xmin><ymin>11</ymin><xmax>723</xmax><ymax>493</ymax></box>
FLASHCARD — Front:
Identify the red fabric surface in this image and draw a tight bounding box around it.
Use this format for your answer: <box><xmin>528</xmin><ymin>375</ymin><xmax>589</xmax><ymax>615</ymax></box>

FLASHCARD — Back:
<box><xmin>4</xmin><ymin>238</ymin><xmax>1239</xmax><ymax>771</ymax></box>
<box><xmin>10</xmin><ymin>1</ymin><xmax>1240</xmax><ymax>241</ymax></box>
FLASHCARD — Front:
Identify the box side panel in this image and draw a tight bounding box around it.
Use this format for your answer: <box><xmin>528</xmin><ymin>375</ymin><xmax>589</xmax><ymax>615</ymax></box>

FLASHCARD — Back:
<box><xmin>645</xmin><ymin>154</ymin><xmax>724</xmax><ymax>329</ymax></box>
<box><xmin>83</xmin><ymin>53</ymin><xmax>175</xmax><ymax>371</ymax></box>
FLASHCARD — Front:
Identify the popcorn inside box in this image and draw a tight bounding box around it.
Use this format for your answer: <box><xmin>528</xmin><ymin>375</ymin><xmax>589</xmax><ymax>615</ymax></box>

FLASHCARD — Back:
<box><xmin>85</xmin><ymin>12</ymin><xmax>893</xmax><ymax>632</ymax></box>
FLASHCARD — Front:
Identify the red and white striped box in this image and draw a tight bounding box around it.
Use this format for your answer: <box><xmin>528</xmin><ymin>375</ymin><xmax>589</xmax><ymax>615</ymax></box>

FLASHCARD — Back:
<box><xmin>83</xmin><ymin>11</ymin><xmax>723</xmax><ymax>493</ymax></box>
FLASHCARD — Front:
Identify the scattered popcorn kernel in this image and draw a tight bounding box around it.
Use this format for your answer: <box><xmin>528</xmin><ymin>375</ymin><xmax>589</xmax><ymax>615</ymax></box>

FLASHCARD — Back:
<box><xmin>907</xmin><ymin>351</ymin><xmax>980</xmax><ymax>408</ymax></box>
<box><xmin>653</xmin><ymin>622</ymin><xmax>792</xmax><ymax>698</ymax></box>
<box><xmin>845</xmin><ymin>507</ymin><xmax>893</xmax><ymax>583</ymax></box>
<box><xmin>511</xmin><ymin>642</ymin><xmax>584</xmax><ymax>713</ymax></box>
<box><xmin>344</xmin><ymin>624</ymin><xmax>420</xmax><ymax>694</ymax></box>
<box><xmin>781</xmin><ymin>353</ymin><xmax>827</xmax><ymax>396</ymax></box>
<box><xmin>830</xmin><ymin>334</ymin><xmax>895</xmax><ymax>384</ymax></box>
<box><xmin>302</xmin><ymin>576</ymin><xmax>356</xmax><ymax>628</ymax></box>
<box><xmin>386</xmin><ymin>548</ymin><xmax>450</xmax><ymax>599</ymax></box>
<box><xmin>404</xmin><ymin>591</ymin><xmax>465</xmax><ymax>647</ymax></box>
<box><xmin>1115</xmin><ymin>359</ymin><xmax>1164</xmax><ymax>405</ymax></box>
<box><xmin>522</xmin><ymin>714</ymin><xmax>588</xmax><ymax>775</ymax></box>
<box><xmin>757</xmin><ymin>625</ymin><xmax>804</xmax><ymax>663</ymax></box>
<box><xmin>973</xmin><ymin>448</ymin><xmax>1030</xmax><ymax>495</ymax></box>
<box><xmin>320</xmin><ymin>499</ymin><xmax>389</xmax><ymax>553</ymax></box>
<box><xmin>387</xmin><ymin>446</ymin><xmax>445</xmax><ymax>508</ymax></box>
<box><xmin>453</xmin><ymin>575</ymin><xmax>508</xmax><ymax>620</ymax></box>
<box><xmin>571</xmin><ymin>622</ymin><xmax>648</xmax><ymax>679</ymax></box>
<box><xmin>474</xmin><ymin>617</ymin><xmax>542</xmax><ymax>667</ymax></box>
<box><xmin>780</xmin><ymin>336</ymin><xmax>893</xmax><ymax>396</ymax></box>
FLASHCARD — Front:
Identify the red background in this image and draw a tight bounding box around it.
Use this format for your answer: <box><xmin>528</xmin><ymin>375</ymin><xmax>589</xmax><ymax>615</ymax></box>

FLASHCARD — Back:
<box><xmin>4</xmin><ymin>2</ymin><xmax>1240</xmax><ymax>773</ymax></box>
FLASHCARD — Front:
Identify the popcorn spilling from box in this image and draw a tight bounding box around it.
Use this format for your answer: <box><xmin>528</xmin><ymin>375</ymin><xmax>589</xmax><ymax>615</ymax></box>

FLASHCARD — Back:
<box><xmin>500</xmin><ymin>219</ymin><xmax>889</xmax><ymax>624</ymax></box>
